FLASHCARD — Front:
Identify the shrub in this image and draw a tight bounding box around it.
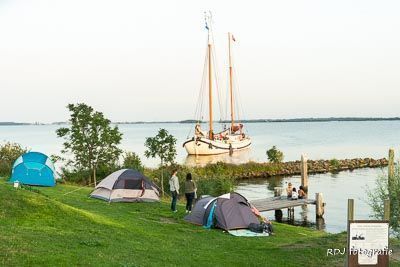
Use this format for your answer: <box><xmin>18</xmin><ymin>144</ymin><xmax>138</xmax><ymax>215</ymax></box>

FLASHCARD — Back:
<box><xmin>266</xmin><ymin>146</ymin><xmax>284</xmax><ymax>163</ymax></box>
<box><xmin>329</xmin><ymin>159</ymin><xmax>340</xmax><ymax>171</ymax></box>
<box><xmin>196</xmin><ymin>176</ymin><xmax>235</xmax><ymax>197</ymax></box>
<box><xmin>0</xmin><ymin>142</ymin><xmax>27</xmax><ymax>177</ymax></box>
<box><xmin>61</xmin><ymin>164</ymin><xmax>120</xmax><ymax>185</ymax></box>
<box><xmin>143</xmin><ymin>165</ymin><xmax>235</xmax><ymax>197</ymax></box>
<box><xmin>144</xmin><ymin>167</ymin><xmax>167</xmax><ymax>195</ymax></box>
<box><xmin>122</xmin><ymin>152</ymin><xmax>144</xmax><ymax>172</ymax></box>
<box><xmin>366</xmin><ymin>163</ymin><xmax>400</xmax><ymax>237</ymax></box>
<box><xmin>60</xmin><ymin>168</ymin><xmax>91</xmax><ymax>184</ymax></box>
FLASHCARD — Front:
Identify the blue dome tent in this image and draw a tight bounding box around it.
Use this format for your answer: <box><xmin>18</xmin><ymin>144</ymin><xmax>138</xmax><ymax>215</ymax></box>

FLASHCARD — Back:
<box><xmin>10</xmin><ymin>152</ymin><xmax>56</xmax><ymax>187</ymax></box>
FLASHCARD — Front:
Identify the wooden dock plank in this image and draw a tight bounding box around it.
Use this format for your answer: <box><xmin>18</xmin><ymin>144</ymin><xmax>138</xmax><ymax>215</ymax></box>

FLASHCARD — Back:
<box><xmin>250</xmin><ymin>196</ymin><xmax>316</xmax><ymax>212</ymax></box>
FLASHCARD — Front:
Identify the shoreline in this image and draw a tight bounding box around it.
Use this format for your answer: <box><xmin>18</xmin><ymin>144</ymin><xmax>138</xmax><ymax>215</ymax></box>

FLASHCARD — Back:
<box><xmin>237</xmin><ymin>158</ymin><xmax>388</xmax><ymax>179</ymax></box>
<box><xmin>144</xmin><ymin>157</ymin><xmax>388</xmax><ymax>186</ymax></box>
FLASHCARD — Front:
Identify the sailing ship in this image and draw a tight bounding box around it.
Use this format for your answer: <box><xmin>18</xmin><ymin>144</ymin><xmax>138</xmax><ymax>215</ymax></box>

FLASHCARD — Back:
<box><xmin>183</xmin><ymin>14</ymin><xmax>251</xmax><ymax>155</ymax></box>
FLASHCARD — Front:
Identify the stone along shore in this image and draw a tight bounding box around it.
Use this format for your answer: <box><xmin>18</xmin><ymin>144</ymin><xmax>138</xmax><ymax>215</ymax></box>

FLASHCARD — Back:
<box><xmin>239</xmin><ymin>158</ymin><xmax>388</xmax><ymax>179</ymax></box>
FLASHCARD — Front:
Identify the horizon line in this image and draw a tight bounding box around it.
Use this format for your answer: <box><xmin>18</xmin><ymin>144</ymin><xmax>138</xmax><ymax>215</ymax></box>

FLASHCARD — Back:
<box><xmin>1</xmin><ymin>116</ymin><xmax>400</xmax><ymax>125</ymax></box>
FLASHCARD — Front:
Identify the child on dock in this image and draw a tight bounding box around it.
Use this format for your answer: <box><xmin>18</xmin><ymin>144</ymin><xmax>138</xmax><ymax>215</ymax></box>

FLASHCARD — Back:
<box><xmin>286</xmin><ymin>183</ymin><xmax>293</xmax><ymax>198</ymax></box>
<box><xmin>291</xmin><ymin>188</ymin><xmax>298</xmax><ymax>200</ymax></box>
<box><xmin>298</xmin><ymin>186</ymin><xmax>307</xmax><ymax>199</ymax></box>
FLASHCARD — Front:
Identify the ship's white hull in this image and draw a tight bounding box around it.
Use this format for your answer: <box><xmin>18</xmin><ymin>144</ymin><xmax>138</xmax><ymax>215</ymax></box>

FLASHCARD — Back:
<box><xmin>183</xmin><ymin>136</ymin><xmax>251</xmax><ymax>155</ymax></box>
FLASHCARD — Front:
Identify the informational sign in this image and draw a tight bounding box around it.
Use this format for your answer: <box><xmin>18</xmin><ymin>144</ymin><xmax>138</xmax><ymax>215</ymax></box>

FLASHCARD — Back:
<box><xmin>348</xmin><ymin>221</ymin><xmax>389</xmax><ymax>266</ymax></box>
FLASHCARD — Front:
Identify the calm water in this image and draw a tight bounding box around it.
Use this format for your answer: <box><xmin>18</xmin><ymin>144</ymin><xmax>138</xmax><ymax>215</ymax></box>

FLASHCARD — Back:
<box><xmin>236</xmin><ymin>167</ymin><xmax>386</xmax><ymax>233</ymax></box>
<box><xmin>1</xmin><ymin>121</ymin><xmax>399</xmax><ymax>167</ymax></box>
<box><xmin>0</xmin><ymin>121</ymin><xmax>398</xmax><ymax>233</ymax></box>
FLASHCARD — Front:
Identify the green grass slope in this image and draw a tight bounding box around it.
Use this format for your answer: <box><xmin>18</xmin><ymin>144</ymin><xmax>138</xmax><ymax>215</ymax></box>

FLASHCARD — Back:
<box><xmin>0</xmin><ymin>179</ymin><xmax>350</xmax><ymax>266</ymax></box>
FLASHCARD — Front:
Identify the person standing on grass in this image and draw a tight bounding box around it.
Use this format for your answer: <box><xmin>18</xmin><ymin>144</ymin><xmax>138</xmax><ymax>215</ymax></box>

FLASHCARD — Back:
<box><xmin>184</xmin><ymin>173</ymin><xmax>197</xmax><ymax>213</ymax></box>
<box><xmin>169</xmin><ymin>169</ymin><xmax>179</xmax><ymax>212</ymax></box>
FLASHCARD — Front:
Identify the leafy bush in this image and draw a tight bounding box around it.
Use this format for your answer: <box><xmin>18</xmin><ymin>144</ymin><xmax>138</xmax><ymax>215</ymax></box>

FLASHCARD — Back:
<box><xmin>144</xmin><ymin>166</ymin><xmax>168</xmax><ymax>195</ymax></box>
<box><xmin>61</xmin><ymin>164</ymin><xmax>120</xmax><ymax>185</ymax></box>
<box><xmin>329</xmin><ymin>158</ymin><xmax>340</xmax><ymax>171</ymax></box>
<box><xmin>144</xmin><ymin>165</ymin><xmax>235</xmax><ymax>197</ymax></box>
<box><xmin>0</xmin><ymin>142</ymin><xmax>27</xmax><ymax>177</ymax></box>
<box><xmin>60</xmin><ymin>168</ymin><xmax>91</xmax><ymax>184</ymax></box>
<box><xmin>266</xmin><ymin>146</ymin><xmax>284</xmax><ymax>163</ymax></box>
<box><xmin>122</xmin><ymin>152</ymin><xmax>144</xmax><ymax>172</ymax></box>
<box><xmin>196</xmin><ymin>176</ymin><xmax>235</xmax><ymax>197</ymax></box>
<box><xmin>366</xmin><ymin>163</ymin><xmax>400</xmax><ymax>237</ymax></box>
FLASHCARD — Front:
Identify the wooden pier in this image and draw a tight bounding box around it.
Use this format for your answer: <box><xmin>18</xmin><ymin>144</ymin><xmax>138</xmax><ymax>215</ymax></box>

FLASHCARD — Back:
<box><xmin>251</xmin><ymin>196</ymin><xmax>317</xmax><ymax>212</ymax></box>
<box><xmin>250</xmin><ymin>155</ymin><xmax>326</xmax><ymax>219</ymax></box>
<box><xmin>250</xmin><ymin>193</ymin><xmax>325</xmax><ymax>218</ymax></box>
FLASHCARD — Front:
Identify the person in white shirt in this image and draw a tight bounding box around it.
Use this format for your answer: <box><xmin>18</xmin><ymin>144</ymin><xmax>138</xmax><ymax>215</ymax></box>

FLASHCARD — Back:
<box><xmin>291</xmin><ymin>187</ymin><xmax>298</xmax><ymax>200</ymax></box>
<box><xmin>169</xmin><ymin>169</ymin><xmax>179</xmax><ymax>212</ymax></box>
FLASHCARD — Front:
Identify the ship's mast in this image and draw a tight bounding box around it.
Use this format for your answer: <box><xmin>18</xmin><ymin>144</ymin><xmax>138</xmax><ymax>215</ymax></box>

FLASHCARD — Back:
<box><xmin>208</xmin><ymin>41</ymin><xmax>213</xmax><ymax>139</ymax></box>
<box><xmin>228</xmin><ymin>32</ymin><xmax>234</xmax><ymax>131</ymax></box>
<box><xmin>206</xmin><ymin>13</ymin><xmax>213</xmax><ymax>139</ymax></box>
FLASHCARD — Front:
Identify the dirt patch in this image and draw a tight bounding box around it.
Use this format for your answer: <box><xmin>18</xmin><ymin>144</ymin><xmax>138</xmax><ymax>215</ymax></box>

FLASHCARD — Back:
<box><xmin>160</xmin><ymin>217</ymin><xmax>177</xmax><ymax>224</ymax></box>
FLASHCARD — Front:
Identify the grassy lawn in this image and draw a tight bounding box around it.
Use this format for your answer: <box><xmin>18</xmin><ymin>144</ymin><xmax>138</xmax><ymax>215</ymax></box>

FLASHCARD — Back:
<box><xmin>0</xmin><ymin>179</ymin><xmax>396</xmax><ymax>267</ymax></box>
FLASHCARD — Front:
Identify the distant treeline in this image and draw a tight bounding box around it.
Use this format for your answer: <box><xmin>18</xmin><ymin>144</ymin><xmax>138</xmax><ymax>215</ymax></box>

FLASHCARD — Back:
<box><xmin>237</xmin><ymin>117</ymin><xmax>400</xmax><ymax>123</ymax></box>
<box><xmin>118</xmin><ymin>117</ymin><xmax>400</xmax><ymax>124</ymax></box>
<box><xmin>1</xmin><ymin>117</ymin><xmax>400</xmax><ymax>126</ymax></box>
<box><xmin>0</xmin><ymin>122</ymin><xmax>31</xmax><ymax>126</ymax></box>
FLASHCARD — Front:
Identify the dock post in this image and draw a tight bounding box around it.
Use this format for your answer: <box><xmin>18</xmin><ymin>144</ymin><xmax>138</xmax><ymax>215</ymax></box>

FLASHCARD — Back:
<box><xmin>315</xmin><ymin>193</ymin><xmax>325</xmax><ymax>218</ymax></box>
<box><xmin>274</xmin><ymin>187</ymin><xmax>283</xmax><ymax>222</ymax></box>
<box><xmin>346</xmin><ymin>199</ymin><xmax>354</xmax><ymax>266</ymax></box>
<box><xmin>301</xmin><ymin>155</ymin><xmax>308</xmax><ymax>193</ymax></box>
<box><xmin>388</xmin><ymin>148</ymin><xmax>395</xmax><ymax>187</ymax></box>
<box><xmin>384</xmin><ymin>199</ymin><xmax>390</xmax><ymax>221</ymax></box>
<box><xmin>288</xmin><ymin>207</ymin><xmax>294</xmax><ymax>221</ymax></box>
<box><xmin>347</xmin><ymin>199</ymin><xmax>354</xmax><ymax>221</ymax></box>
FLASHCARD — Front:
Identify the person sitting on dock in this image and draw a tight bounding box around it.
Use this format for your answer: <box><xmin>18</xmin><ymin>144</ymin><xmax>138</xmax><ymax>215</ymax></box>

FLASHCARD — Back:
<box><xmin>291</xmin><ymin>188</ymin><xmax>298</xmax><ymax>200</ymax></box>
<box><xmin>298</xmin><ymin>186</ymin><xmax>307</xmax><ymax>199</ymax></box>
<box><xmin>286</xmin><ymin>183</ymin><xmax>293</xmax><ymax>198</ymax></box>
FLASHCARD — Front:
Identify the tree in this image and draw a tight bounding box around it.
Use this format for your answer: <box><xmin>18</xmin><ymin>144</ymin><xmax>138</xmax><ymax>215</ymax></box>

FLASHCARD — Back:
<box><xmin>144</xmin><ymin>128</ymin><xmax>177</xmax><ymax>195</ymax></box>
<box><xmin>0</xmin><ymin>142</ymin><xmax>27</xmax><ymax>176</ymax></box>
<box><xmin>367</xmin><ymin>164</ymin><xmax>400</xmax><ymax>237</ymax></box>
<box><xmin>122</xmin><ymin>151</ymin><xmax>144</xmax><ymax>173</ymax></box>
<box><xmin>266</xmin><ymin>146</ymin><xmax>284</xmax><ymax>163</ymax></box>
<box><xmin>56</xmin><ymin>103</ymin><xmax>123</xmax><ymax>186</ymax></box>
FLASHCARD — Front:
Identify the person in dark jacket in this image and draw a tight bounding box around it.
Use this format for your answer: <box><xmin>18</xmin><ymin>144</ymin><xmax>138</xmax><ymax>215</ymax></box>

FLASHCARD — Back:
<box><xmin>184</xmin><ymin>173</ymin><xmax>197</xmax><ymax>213</ymax></box>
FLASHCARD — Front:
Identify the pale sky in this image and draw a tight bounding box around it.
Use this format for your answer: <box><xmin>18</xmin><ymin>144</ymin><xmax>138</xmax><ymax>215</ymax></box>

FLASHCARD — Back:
<box><xmin>0</xmin><ymin>0</ymin><xmax>399</xmax><ymax>123</ymax></box>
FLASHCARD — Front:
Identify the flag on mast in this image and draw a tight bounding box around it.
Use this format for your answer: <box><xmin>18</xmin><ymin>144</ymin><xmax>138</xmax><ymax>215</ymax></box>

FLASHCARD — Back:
<box><xmin>232</xmin><ymin>34</ymin><xmax>236</xmax><ymax>42</ymax></box>
<box><xmin>204</xmin><ymin>11</ymin><xmax>211</xmax><ymax>31</ymax></box>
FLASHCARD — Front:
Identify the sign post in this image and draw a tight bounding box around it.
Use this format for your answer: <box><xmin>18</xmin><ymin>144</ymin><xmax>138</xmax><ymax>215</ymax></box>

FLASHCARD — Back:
<box><xmin>347</xmin><ymin>200</ymin><xmax>390</xmax><ymax>267</ymax></box>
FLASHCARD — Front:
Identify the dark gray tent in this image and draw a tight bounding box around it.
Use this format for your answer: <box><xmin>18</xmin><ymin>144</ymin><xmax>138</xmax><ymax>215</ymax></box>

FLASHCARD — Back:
<box><xmin>185</xmin><ymin>192</ymin><xmax>259</xmax><ymax>230</ymax></box>
<box><xmin>184</xmin><ymin>196</ymin><xmax>215</xmax><ymax>225</ymax></box>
